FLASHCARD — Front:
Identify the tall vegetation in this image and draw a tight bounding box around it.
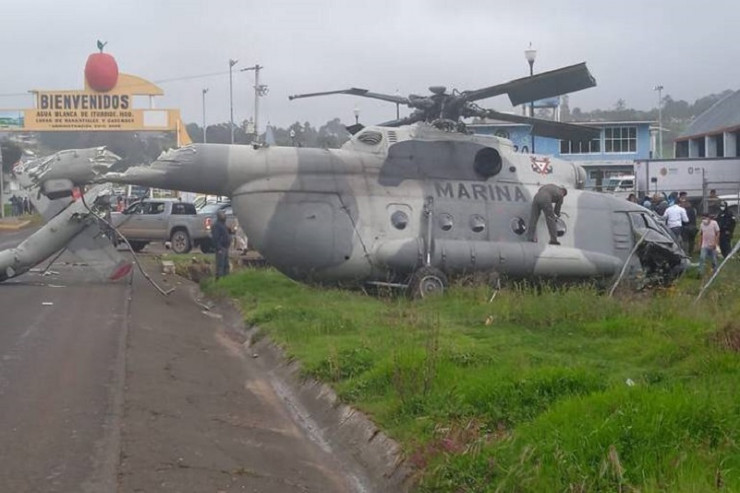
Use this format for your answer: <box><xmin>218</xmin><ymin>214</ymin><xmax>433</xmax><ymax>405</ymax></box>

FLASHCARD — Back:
<box><xmin>202</xmin><ymin>268</ymin><xmax>740</xmax><ymax>491</ymax></box>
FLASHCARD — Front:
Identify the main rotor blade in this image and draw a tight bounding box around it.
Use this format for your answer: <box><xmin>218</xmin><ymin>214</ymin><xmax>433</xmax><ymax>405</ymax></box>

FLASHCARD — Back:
<box><xmin>345</xmin><ymin>123</ymin><xmax>365</xmax><ymax>135</ymax></box>
<box><xmin>288</xmin><ymin>88</ymin><xmax>409</xmax><ymax>105</ymax></box>
<box><xmin>479</xmin><ymin>109</ymin><xmax>601</xmax><ymax>142</ymax></box>
<box><xmin>463</xmin><ymin>62</ymin><xmax>596</xmax><ymax>106</ymax></box>
<box><xmin>376</xmin><ymin>112</ymin><xmax>425</xmax><ymax>127</ymax></box>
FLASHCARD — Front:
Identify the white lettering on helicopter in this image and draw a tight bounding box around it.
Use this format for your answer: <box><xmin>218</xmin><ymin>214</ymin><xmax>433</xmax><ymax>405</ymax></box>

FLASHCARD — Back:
<box><xmin>434</xmin><ymin>182</ymin><xmax>527</xmax><ymax>202</ymax></box>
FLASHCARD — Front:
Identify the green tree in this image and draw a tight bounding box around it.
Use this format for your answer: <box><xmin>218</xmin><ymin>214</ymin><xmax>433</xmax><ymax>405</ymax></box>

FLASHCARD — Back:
<box><xmin>1</xmin><ymin>140</ymin><xmax>23</xmax><ymax>172</ymax></box>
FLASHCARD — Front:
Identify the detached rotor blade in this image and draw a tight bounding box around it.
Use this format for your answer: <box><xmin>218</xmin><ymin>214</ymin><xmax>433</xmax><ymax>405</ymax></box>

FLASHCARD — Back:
<box><xmin>463</xmin><ymin>62</ymin><xmax>596</xmax><ymax>106</ymax></box>
<box><xmin>289</xmin><ymin>87</ymin><xmax>409</xmax><ymax>105</ymax></box>
<box><xmin>479</xmin><ymin>109</ymin><xmax>601</xmax><ymax>142</ymax></box>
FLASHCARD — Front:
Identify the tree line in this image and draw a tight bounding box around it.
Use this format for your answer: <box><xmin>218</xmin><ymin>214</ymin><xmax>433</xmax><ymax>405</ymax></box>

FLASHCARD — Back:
<box><xmin>185</xmin><ymin>117</ymin><xmax>351</xmax><ymax>149</ymax></box>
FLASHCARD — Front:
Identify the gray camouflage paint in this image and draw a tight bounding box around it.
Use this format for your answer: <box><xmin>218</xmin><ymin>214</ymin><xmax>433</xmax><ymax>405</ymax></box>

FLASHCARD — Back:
<box><xmin>0</xmin><ymin>148</ymin><xmax>131</xmax><ymax>283</ymax></box>
<box><xmin>107</xmin><ymin>123</ymin><xmax>685</xmax><ymax>286</ymax></box>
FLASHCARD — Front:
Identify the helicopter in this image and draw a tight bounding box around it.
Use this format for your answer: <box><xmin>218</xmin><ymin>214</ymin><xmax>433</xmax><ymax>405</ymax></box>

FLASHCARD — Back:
<box><xmin>103</xmin><ymin>62</ymin><xmax>686</xmax><ymax>297</ymax></box>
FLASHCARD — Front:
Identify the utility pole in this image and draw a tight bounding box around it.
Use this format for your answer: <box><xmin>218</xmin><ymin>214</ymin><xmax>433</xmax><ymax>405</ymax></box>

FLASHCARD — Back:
<box><xmin>201</xmin><ymin>88</ymin><xmax>208</xmax><ymax>143</ymax></box>
<box><xmin>229</xmin><ymin>59</ymin><xmax>238</xmax><ymax>144</ymax></box>
<box><xmin>654</xmin><ymin>84</ymin><xmax>664</xmax><ymax>158</ymax></box>
<box><xmin>241</xmin><ymin>64</ymin><xmax>267</xmax><ymax>141</ymax></box>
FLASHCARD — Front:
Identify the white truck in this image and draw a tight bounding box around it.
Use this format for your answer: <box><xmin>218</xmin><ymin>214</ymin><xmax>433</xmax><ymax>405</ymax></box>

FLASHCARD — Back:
<box><xmin>604</xmin><ymin>175</ymin><xmax>635</xmax><ymax>199</ymax></box>
<box><xmin>634</xmin><ymin>157</ymin><xmax>740</xmax><ymax>204</ymax></box>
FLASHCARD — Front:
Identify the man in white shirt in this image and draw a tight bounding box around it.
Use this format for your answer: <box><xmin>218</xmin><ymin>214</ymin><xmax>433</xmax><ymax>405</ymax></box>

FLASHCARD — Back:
<box><xmin>698</xmin><ymin>212</ymin><xmax>720</xmax><ymax>275</ymax></box>
<box><xmin>663</xmin><ymin>201</ymin><xmax>689</xmax><ymax>249</ymax></box>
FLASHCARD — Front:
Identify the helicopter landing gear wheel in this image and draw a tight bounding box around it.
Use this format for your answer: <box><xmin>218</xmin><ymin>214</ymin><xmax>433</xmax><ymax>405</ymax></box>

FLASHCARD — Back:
<box><xmin>407</xmin><ymin>266</ymin><xmax>448</xmax><ymax>299</ymax></box>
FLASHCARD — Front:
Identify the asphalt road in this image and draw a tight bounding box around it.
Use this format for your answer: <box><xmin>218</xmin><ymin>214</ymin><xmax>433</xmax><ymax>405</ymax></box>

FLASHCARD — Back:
<box><xmin>0</xmin><ymin>228</ymin><xmax>127</xmax><ymax>492</ymax></box>
<box><xmin>0</xmin><ymin>229</ymin><xmax>375</xmax><ymax>492</ymax></box>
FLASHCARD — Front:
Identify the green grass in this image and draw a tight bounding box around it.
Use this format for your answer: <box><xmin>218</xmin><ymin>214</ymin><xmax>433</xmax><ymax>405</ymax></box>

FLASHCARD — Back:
<box><xmin>201</xmin><ymin>265</ymin><xmax>740</xmax><ymax>492</ymax></box>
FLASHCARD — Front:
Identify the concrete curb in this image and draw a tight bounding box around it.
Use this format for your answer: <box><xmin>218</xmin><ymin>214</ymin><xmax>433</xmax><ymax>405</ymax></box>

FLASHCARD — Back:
<box><xmin>0</xmin><ymin>220</ymin><xmax>31</xmax><ymax>231</ymax></box>
<box><xmin>210</xmin><ymin>296</ymin><xmax>414</xmax><ymax>492</ymax></box>
<box><xmin>253</xmin><ymin>337</ymin><xmax>413</xmax><ymax>492</ymax></box>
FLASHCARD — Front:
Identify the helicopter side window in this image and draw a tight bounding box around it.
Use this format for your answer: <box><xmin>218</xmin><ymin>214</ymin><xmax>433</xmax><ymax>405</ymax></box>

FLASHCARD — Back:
<box><xmin>438</xmin><ymin>213</ymin><xmax>453</xmax><ymax>231</ymax></box>
<box><xmin>469</xmin><ymin>214</ymin><xmax>486</xmax><ymax>233</ymax></box>
<box><xmin>511</xmin><ymin>217</ymin><xmax>527</xmax><ymax>235</ymax></box>
<box><xmin>390</xmin><ymin>210</ymin><xmax>409</xmax><ymax>230</ymax></box>
<box><xmin>473</xmin><ymin>148</ymin><xmax>502</xmax><ymax>178</ymax></box>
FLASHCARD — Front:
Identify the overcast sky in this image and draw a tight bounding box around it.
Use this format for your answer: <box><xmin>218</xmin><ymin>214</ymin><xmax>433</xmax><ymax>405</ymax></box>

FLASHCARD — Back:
<box><xmin>2</xmin><ymin>0</ymin><xmax>739</xmax><ymax>130</ymax></box>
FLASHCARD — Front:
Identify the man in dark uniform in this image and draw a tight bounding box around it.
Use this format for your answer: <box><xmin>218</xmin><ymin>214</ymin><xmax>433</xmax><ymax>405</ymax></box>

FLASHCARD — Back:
<box><xmin>526</xmin><ymin>184</ymin><xmax>567</xmax><ymax>245</ymax></box>
<box><xmin>212</xmin><ymin>209</ymin><xmax>231</xmax><ymax>279</ymax></box>
<box><xmin>716</xmin><ymin>201</ymin><xmax>736</xmax><ymax>258</ymax></box>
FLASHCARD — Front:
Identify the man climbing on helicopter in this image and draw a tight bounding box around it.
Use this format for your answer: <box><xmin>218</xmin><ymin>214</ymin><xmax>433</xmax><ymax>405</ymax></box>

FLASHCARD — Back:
<box><xmin>526</xmin><ymin>184</ymin><xmax>568</xmax><ymax>245</ymax></box>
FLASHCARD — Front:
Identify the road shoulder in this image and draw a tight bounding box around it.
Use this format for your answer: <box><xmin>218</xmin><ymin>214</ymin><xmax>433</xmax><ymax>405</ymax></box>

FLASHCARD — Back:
<box><xmin>119</xmin><ymin>261</ymin><xmax>399</xmax><ymax>492</ymax></box>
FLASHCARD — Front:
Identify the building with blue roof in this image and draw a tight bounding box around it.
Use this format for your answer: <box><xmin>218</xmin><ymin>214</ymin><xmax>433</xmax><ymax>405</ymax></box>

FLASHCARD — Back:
<box><xmin>469</xmin><ymin>119</ymin><xmax>655</xmax><ymax>190</ymax></box>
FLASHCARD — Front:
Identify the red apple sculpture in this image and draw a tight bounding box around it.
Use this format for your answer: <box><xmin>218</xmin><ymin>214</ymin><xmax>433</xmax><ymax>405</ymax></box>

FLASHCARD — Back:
<box><xmin>84</xmin><ymin>40</ymin><xmax>119</xmax><ymax>92</ymax></box>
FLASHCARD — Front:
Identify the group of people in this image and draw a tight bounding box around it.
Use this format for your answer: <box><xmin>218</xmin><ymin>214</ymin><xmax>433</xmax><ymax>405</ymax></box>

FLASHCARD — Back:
<box><xmin>7</xmin><ymin>195</ymin><xmax>33</xmax><ymax>216</ymax></box>
<box><xmin>629</xmin><ymin>189</ymin><xmax>736</xmax><ymax>275</ymax></box>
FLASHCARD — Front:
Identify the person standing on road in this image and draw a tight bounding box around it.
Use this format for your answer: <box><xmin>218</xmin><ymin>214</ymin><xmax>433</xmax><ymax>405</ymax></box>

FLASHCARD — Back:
<box><xmin>526</xmin><ymin>184</ymin><xmax>567</xmax><ymax>245</ymax></box>
<box><xmin>716</xmin><ymin>201</ymin><xmax>736</xmax><ymax>258</ymax></box>
<box><xmin>698</xmin><ymin>212</ymin><xmax>720</xmax><ymax>275</ymax></box>
<box><xmin>212</xmin><ymin>210</ymin><xmax>231</xmax><ymax>279</ymax></box>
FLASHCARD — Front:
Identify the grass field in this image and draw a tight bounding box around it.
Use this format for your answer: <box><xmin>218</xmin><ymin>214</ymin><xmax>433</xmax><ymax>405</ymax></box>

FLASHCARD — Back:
<box><xmin>197</xmin><ymin>259</ymin><xmax>740</xmax><ymax>492</ymax></box>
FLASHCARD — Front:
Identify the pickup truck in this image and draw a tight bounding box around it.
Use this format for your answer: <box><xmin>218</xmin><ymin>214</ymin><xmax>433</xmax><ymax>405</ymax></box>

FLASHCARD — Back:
<box><xmin>111</xmin><ymin>199</ymin><xmax>211</xmax><ymax>254</ymax></box>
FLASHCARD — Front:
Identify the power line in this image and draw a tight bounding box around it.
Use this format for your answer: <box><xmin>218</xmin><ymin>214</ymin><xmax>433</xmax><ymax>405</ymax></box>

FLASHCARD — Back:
<box><xmin>151</xmin><ymin>70</ymin><xmax>231</xmax><ymax>85</ymax></box>
<box><xmin>0</xmin><ymin>69</ymin><xmax>234</xmax><ymax>99</ymax></box>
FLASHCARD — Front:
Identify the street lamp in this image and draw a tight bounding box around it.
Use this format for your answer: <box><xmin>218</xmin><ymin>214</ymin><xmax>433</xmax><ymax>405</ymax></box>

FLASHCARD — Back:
<box><xmin>229</xmin><ymin>59</ymin><xmax>239</xmax><ymax>144</ymax></box>
<box><xmin>524</xmin><ymin>42</ymin><xmax>537</xmax><ymax>153</ymax></box>
<box><xmin>353</xmin><ymin>105</ymin><xmax>360</xmax><ymax>125</ymax></box>
<box><xmin>201</xmin><ymin>88</ymin><xmax>208</xmax><ymax>143</ymax></box>
<box><xmin>654</xmin><ymin>84</ymin><xmax>664</xmax><ymax>158</ymax></box>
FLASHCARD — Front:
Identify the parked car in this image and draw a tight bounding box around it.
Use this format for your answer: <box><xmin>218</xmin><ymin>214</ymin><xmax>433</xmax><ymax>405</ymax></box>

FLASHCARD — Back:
<box><xmin>111</xmin><ymin>199</ymin><xmax>211</xmax><ymax>254</ymax></box>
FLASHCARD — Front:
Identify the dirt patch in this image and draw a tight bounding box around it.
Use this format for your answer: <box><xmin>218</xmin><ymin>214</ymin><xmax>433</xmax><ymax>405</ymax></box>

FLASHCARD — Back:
<box><xmin>712</xmin><ymin>324</ymin><xmax>740</xmax><ymax>352</ymax></box>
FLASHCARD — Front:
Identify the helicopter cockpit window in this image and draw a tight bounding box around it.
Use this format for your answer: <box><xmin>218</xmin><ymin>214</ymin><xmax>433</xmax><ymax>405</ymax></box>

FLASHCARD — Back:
<box><xmin>631</xmin><ymin>212</ymin><xmax>673</xmax><ymax>237</ymax></box>
<box><xmin>391</xmin><ymin>210</ymin><xmax>409</xmax><ymax>230</ymax></box>
<box><xmin>469</xmin><ymin>214</ymin><xmax>486</xmax><ymax>233</ymax></box>
<box><xmin>473</xmin><ymin>148</ymin><xmax>502</xmax><ymax>178</ymax></box>
<box><xmin>438</xmin><ymin>213</ymin><xmax>453</xmax><ymax>231</ymax></box>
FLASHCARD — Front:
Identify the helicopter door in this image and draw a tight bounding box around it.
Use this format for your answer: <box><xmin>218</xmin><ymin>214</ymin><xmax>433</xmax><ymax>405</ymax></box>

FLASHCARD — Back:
<box><xmin>261</xmin><ymin>194</ymin><xmax>355</xmax><ymax>273</ymax></box>
<box><xmin>612</xmin><ymin>211</ymin><xmax>633</xmax><ymax>257</ymax></box>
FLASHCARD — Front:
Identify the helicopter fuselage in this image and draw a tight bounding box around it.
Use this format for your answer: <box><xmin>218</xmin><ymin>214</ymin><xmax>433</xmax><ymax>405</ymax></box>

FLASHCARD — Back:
<box><xmin>109</xmin><ymin>124</ymin><xmax>685</xmax><ymax>287</ymax></box>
